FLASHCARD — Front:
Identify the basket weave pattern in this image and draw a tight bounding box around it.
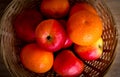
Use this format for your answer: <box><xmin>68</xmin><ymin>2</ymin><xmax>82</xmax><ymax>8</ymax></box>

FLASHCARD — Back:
<box><xmin>0</xmin><ymin>0</ymin><xmax>118</xmax><ymax>77</ymax></box>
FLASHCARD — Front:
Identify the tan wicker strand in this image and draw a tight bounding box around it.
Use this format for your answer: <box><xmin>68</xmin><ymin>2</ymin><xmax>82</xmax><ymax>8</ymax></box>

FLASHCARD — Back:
<box><xmin>0</xmin><ymin>0</ymin><xmax>118</xmax><ymax>77</ymax></box>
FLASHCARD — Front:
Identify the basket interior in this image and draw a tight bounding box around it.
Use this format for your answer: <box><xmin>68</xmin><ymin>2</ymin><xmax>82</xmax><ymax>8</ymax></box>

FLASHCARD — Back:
<box><xmin>0</xmin><ymin>0</ymin><xmax>118</xmax><ymax>77</ymax></box>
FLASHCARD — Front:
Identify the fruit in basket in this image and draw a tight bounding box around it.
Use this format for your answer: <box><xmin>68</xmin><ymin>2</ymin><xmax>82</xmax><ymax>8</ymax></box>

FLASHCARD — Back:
<box><xmin>13</xmin><ymin>9</ymin><xmax>42</xmax><ymax>42</ymax></box>
<box><xmin>67</xmin><ymin>10</ymin><xmax>103</xmax><ymax>46</ymax></box>
<box><xmin>20</xmin><ymin>43</ymin><xmax>54</xmax><ymax>73</ymax></box>
<box><xmin>40</xmin><ymin>0</ymin><xmax>70</xmax><ymax>18</ymax></box>
<box><xmin>35</xmin><ymin>19</ymin><xmax>66</xmax><ymax>52</ymax></box>
<box><xmin>59</xmin><ymin>20</ymin><xmax>73</xmax><ymax>48</ymax></box>
<box><xmin>53</xmin><ymin>50</ymin><xmax>84</xmax><ymax>76</ymax></box>
<box><xmin>74</xmin><ymin>37</ymin><xmax>103</xmax><ymax>61</ymax></box>
<box><xmin>14</xmin><ymin>1</ymin><xmax>104</xmax><ymax>76</ymax></box>
<box><xmin>70</xmin><ymin>2</ymin><xmax>98</xmax><ymax>16</ymax></box>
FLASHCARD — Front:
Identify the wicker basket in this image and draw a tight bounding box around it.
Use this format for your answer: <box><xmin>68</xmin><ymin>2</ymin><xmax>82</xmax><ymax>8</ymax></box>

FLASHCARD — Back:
<box><xmin>0</xmin><ymin>0</ymin><xmax>118</xmax><ymax>77</ymax></box>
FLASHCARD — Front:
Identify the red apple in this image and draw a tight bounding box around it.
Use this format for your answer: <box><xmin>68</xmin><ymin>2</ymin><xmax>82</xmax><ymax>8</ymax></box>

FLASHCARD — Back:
<box><xmin>40</xmin><ymin>0</ymin><xmax>70</xmax><ymax>18</ymax></box>
<box><xmin>13</xmin><ymin>9</ymin><xmax>42</xmax><ymax>42</ymax></box>
<box><xmin>53</xmin><ymin>50</ymin><xmax>84</xmax><ymax>77</ymax></box>
<box><xmin>59</xmin><ymin>20</ymin><xmax>73</xmax><ymax>48</ymax></box>
<box><xmin>69</xmin><ymin>2</ymin><xmax>97</xmax><ymax>16</ymax></box>
<box><xmin>74</xmin><ymin>37</ymin><xmax>103</xmax><ymax>61</ymax></box>
<box><xmin>35</xmin><ymin>19</ymin><xmax>66</xmax><ymax>52</ymax></box>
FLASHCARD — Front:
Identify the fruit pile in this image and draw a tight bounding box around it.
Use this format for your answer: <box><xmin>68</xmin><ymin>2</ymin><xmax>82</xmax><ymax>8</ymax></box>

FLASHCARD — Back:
<box><xmin>13</xmin><ymin>0</ymin><xmax>103</xmax><ymax>76</ymax></box>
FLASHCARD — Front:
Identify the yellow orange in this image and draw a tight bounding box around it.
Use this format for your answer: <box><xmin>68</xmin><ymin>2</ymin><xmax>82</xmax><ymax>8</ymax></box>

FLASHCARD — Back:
<box><xmin>40</xmin><ymin>0</ymin><xmax>70</xmax><ymax>18</ymax></box>
<box><xmin>20</xmin><ymin>43</ymin><xmax>54</xmax><ymax>73</ymax></box>
<box><xmin>67</xmin><ymin>10</ymin><xmax>103</xmax><ymax>46</ymax></box>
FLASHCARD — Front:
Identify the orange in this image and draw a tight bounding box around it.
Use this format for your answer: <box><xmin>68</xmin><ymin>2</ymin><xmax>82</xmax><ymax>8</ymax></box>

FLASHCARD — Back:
<box><xmin>70</xmin><ymin>2</ymin><xmax>98</xmax><ymax>16</ymax></box>
<box><xmin>67</xmin><ymin>10</ymin><xmax>103</xmax><ymax>46</ymax></box>
<box><xmin>20</xmin><ymin>43</ymin><xmax>54</xmax><ymax>73</ymax></box>
<box><xmin>40</xmin><ymin>0</ymin><xmax>70</xmax><ymax>18</ymax></box>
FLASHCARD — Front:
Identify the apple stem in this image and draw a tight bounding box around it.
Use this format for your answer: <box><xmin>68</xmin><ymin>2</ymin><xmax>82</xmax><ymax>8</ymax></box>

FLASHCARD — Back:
<box><xmin>99</xmin><ymin>45</ymin><xmax>102</xmax><ymax>49</ymax></box>
<box><xmin>47</xmin><ymin>36</ymin><xmax>52</xmax><ymax>41</ymax></box>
